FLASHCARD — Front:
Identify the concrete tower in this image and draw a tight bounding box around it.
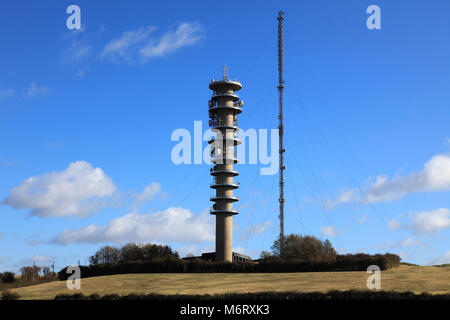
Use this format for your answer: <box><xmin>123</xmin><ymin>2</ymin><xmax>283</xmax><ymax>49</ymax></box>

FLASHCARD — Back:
<box><xmin>208</xmin><ymin>67</ymin><xmax>243</xmax><ymax>262</ymax></box>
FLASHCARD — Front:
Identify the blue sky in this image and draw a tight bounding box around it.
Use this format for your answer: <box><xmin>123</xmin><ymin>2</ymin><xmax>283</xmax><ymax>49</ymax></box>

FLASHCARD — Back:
<box><xmin>1</xmin><ymin>0</ymin><xmax>450</xmax><ymax>272</ymax></box>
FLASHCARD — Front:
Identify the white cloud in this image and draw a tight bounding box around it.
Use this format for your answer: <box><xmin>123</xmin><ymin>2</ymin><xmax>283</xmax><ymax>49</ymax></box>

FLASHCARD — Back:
<box><xmin>20</xmin><ymin>254</ymin><xmax>54</xmax><ymax>266</ymax></box>
<box><xmin>101</xmin><ymin>23</ymin><xmax>203</xmax><ymax>63</ymax></box>
<box><xmin>0</xmin><ymin>256</ymin><xmax>10</xmax><ymax>264</ymax></box>
<box><xmin>101</xmin><ymin>26</ymin><xmax>157</xmax><ymax>61</ymax></box>
<box><xmin>388</xmin><ymin>219</ymin><xmax>401</xmax><ymax>230</ymax></box>
<box><xmin>386</xmin><ymin>208</ymin><xmax>450</xmax><ymax>235</ymax></box>
<box><xmin>237</xmin><ymin>221</ymin><xmax>271</xmax><ymax>241</ymax></box>
<box><xmin>62</xmin><ymin>24</ymin><xmax>87</xmax><ymax>40</ymax></box>
<box><xmin>428</xmin><ymin>251</ymin><xmax>450</xmax><ymax>266</ymax></box>
<box><xmin>336</xmin><ymin>190</ymin><xmax>358</xmax><ymax>204</ymax></box>
<box><xmin>445</xmin><ymin>138</ymin><xmax>450</xmax><ymax>148</ymax></box>
<box><xmin>44</xmin><ymin>141</ymin><xmax>63</xmax><ymax>149</ymax></box>
<box><xmin>76</xmin><ymin>68</ymin><xmax>89</xmax><ymax>78</ymax></box>
<box><xmin>61</xmin><ymin>38</ymin><xmax>90</xmax><ymax>63</ymax></box>
<box><xmin>133</xmin><ymin>182</ymin><xmax>162</xmax><ymax>205</ymax></box>
<box><xmin>0</xmin><ymin>232</ymin><xmax>3</xmax><ymax>239</ymax></box>
<box><xmin>0</xmin><ymin>83</ymin><xmax>49</xmax><ymax>100</ymax></box>
<box><xmin>320</xmin><ymin>225</ymin><xmax>340</xmax><ymax>238</ymax></box>
<box><xmin>26</xmin><ymin>82</ymin><xmax>50</xmax><ymax>97</ymax></box>
<box><xmin>97</xmin><ymin>24</ymin><xmax>107</xmax><ymax>37</ymax></box>
<box><xmin>400</xmin><ymin>237</ymin><xmax>418</xmax><ymax>247</ymax></box>
<box><xmin>25</xmin><ymin>232</ymin><xmax>45</xmax><ymax>246</ymax></box>
<box><xmin>325</xmin><ymin>189</ymin><xmax>358</xmax><ymax>210</ymax></box>
<box><xmin>0</xmin><ymin>88</ymin><xmax>15</xmax><ymax>99</ymax></box>
<box><xmin>332</xmin><ymin>154</ymin><xmax>450</xmax><ymax>206</ymax></box>
<box><xmin>139</xmin><ymin>23</ymin><xmax>203</xmax><ymax>60</ymax></box>
<box><xmin>176</xmin><ymin>244</ymin><xmax>215</xmax><ymax>258</ymax></box>
<box><xmin>359</xmin><ymin>213</ymin><xmax>368</xmax><ymax>224</ymax></box>
<box><xmin>52</xmin><ymin>207</ymin><xmax>214</xmax><ymax>245</ymax></box>
<box><xmin>3</xmin><ymin>161</ymin><xmax>116</xmax><ymax>218</ymax></box>
<box><xmin>0</xmin><ymin>158</ymin><xmax>17</xmax><ymax>167</ymax></box>
<box><xmin>27</xmin><ymin>239</ymin><xmax>44</xmax><ymax>247</ymax></box>
<box><xmin>377</xmin><ymin>237</ymin><xmax>422</xmax><ymax>251</ymax></box>
<box><xmin>176</xmin><ymin>245</ymin><xmax>201</xmax><ymax>258</ymax></box>
<box><xmin>233</xmin><ymin>246</ymin><xmax>250</xmax><ymax>256</ymax></box>
<box><xmin>410</xmin><ymin>208</ymin><xmax>450</xmax><ymax>234</ymax></box>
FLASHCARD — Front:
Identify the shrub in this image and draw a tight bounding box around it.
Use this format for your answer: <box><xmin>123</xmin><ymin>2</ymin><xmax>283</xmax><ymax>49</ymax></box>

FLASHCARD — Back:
<box><xmin>101</xmin><ymin>294</ymin><xmax>120</xmax><ymax>300</ymax></box>
<box><xmin>54</xmin><ymin>293</ymin><xmax>86</xmax><ymax>300</ymax></box>
<box><xmin>88</xmin><ymin>293</ymin><xmax>101</xmax><ymax>300</ymax></box>
<box><xmin>1</xmin><ymin>290</ymin><xmax>20</xmax><ymax>300</ymax></box>
<box><xmin>1</xmin><ymin>271</ymin><xmax>15</xmax><ymax>283</ymax></box>
<box><xmin>53</xmin><ymin>290</ymin><xmax>450</xmax><ymax>300</ymax></box>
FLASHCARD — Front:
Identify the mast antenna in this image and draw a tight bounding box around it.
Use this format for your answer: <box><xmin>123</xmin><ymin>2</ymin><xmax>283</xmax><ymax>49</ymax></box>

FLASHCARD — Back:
<box><xmin>223</xmin><ymin>65</ymin><xmax>229</xmax><ymax>80</ymax></box>
<box><xmin>277</xmin><ymin>11</ymin><xmax>286</xmax><ymax>255</ymax></box>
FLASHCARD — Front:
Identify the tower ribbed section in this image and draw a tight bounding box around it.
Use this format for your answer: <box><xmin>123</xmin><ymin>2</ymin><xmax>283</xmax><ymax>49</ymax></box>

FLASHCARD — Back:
<box><xmin>208</xmin><ymin>69</ymin><xmax>243</xmax><ymax>262</ymax></box>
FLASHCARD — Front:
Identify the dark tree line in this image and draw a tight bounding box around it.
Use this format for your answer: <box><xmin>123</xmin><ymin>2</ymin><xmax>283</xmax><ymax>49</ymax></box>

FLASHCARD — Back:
<box><xmin>55</xmin><ymin>236</ymin><xmax>400</xmax><ymax>280</ymax></box>
<box><xmin>89</xmin><ymin>243</ymin><xmax>180</xmax><ymax>265</ymax></box>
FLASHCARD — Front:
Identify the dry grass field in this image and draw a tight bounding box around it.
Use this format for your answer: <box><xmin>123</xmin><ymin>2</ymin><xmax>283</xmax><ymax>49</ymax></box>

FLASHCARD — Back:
<box><xmin>9</xmin><ymin>264</ymin><xmax>450</xmax><ymax>300</ymax></box>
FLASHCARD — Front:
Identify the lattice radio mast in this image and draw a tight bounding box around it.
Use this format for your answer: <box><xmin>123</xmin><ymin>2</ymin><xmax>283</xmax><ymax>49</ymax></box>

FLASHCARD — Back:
<box><xmin>277</xmin><ymin>11</ymin><xmax>286</xmax><ymax>254</ymax></box>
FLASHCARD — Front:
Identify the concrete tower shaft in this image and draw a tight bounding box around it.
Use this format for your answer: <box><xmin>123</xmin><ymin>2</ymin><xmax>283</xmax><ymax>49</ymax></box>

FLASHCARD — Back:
<box><xmin>208</xmin><ymin>68</ymin><xmax>243</xmax><ymax>262</ymax></box>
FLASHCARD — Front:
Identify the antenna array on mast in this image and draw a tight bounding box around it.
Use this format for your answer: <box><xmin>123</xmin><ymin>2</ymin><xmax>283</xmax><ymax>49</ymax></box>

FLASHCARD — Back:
<box><xmin>277</xmin><ymin>11</ymin><xmax>286</xmax><ymax>254</ymax></box>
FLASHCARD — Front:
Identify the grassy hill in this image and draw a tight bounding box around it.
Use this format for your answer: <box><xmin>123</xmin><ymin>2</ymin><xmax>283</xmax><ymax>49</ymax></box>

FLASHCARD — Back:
<box><xmin>9</xmin><ymin>264</ymin><xmax>450</xmax><ymax>300</ymax></box>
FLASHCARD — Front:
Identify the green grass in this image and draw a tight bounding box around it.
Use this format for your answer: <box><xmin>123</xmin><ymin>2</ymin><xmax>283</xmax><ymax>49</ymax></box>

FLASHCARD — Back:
<box><xmin>10</xmin><ymin>265</ymin><xmax>450</xmax><ymax>300</ymax></box>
